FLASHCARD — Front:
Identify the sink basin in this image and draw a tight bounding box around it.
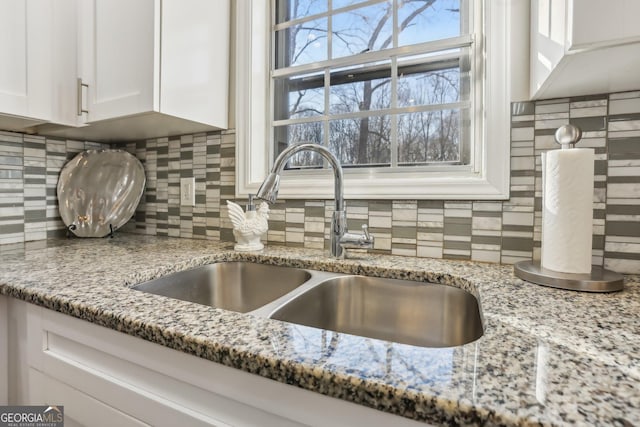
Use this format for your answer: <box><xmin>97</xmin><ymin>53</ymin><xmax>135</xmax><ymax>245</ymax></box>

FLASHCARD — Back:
<box><xmin>269</xmin><ymin>276</ymin><xmax>483</xmax><ymax>347</ymax></box>
<box><xmin>133</xmin><ymin>262</ymin><xmax>311</xmax><ymax>313</ymax></box>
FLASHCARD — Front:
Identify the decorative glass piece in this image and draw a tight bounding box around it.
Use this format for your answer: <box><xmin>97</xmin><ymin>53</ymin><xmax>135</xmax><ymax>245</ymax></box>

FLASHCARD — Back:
<box><xmin>57</xmin><ymin>150</ymin><xmax>145</xmax><ymax>237</ymax></box>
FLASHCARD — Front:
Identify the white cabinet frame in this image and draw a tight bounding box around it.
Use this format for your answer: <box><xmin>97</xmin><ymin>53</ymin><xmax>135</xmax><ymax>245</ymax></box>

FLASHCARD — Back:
<box><xmin>8</xmin><ymin>299</ymin><xmax>429</xmax><ymax>427</ymax></box>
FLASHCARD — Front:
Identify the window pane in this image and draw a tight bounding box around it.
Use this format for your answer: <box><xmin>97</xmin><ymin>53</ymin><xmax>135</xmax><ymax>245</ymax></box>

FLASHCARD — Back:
<box><xmin>397</xmin><ymin>67</ymin><xmax>469</xmax><ymax>108</ymax></box>
<box><xmin>398</xmin><ymin>0</ymin><xmax>464</xmax><ymax>47</ymax></box>
<box><xmin>274</xmin><ymin>123</ymin><xmax>325</xmax><ymax>168</ymax></box>
<box><xmin>398</xmin><ymin>109</ymin><xmax>462</xmax><ymax>164</ymax></box>
<box><xmin>332</xmin><ymin>3</ymin><xmax>392</xmax><ymax>59</ymax></box>
<box><xmin>272</xmin><ymin>0</ymin><xmax>475</xmax><ymax>173</ymax></box>
<box><xmin>275</xmin><ymin>18</ymin><xmax>328</xmax><ymax>68</ymax></box>
<box><xmin>274</xmin><ymin>73</ymin><xmax>325</xmax><ymax>120</ymax></box>
<box><xmin>329</xmin><ymin>62</ymin><xmax>391</xmax><ymax>114</ymax></box>
<box><xmin>275</xmin><ymin>0</ymin><xmax>327</xmax><ymax>23</ymax></box>
<box><xmin>397</xmin><ymin>49</ymin><xmax>471</xmax><ymax>107</ymax></box>
<box><xmin>329</xmin><ymin>116</ymin><xmax>391</xmax><ymax>166</ymax></box>
<box><xmin>398</xmin><ymin>68</ymin><xmax>463</xmax><ymax>107</ymax></box>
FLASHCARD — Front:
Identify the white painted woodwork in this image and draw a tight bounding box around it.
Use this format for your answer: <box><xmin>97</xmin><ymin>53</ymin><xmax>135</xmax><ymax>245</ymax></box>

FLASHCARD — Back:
<box><xmin>38</xmin><ymin>0</ymin><xmax>230</xmax><ymax>140</ymax></box>
<box><xmin>29</xmin><ymin>369</ymin><xmax>150</xmax><ymax>427</ymax></box>
<box><xmin>7</xmin><ymin>294</ymin><xmax>30</xmax><ymax>405</ymax></box>
<box><xmin>236</xmin><ymin>0</ymin><xmax>524</xmax><ymax>200</ymax></box>
<box><xmin>35</xmin><ymin>113</ymin><xmax>227</xmax><ymax>143</ymax></box>
<box><xmin>0</xmin><ymin>295</ymin><xmax>7</xmax><ymax>405</ymax></box>
<box><xmin>81</xmin><ymin>0</ymin><xmax>157</xmax><ymax>123</ymax></box>
<box><xmin>0</xmin><ymin>0</ymin><xmax>229</xmax><ymax>139</ymax></box>
<box><xmin>569</xmin><ymin>0</ymin><xmax>640</xmax><ymax>50</ymax></box>
<box><xmin>160</xmin><ymin>0</ymin><xmax>229</xmax><ymax>128</ymax></box>
<box><xmin>7</xmin><ymin>298</ymin><xmax>431</xmax><ymax>427</ymax></box>
<box><xmin>0</xmin><ymin>0</ymin><xmax>53</xmax><ymax>129</ymax></box>
<box><xmin>531</xmin><ymin>0</ymin><xmax>640</xmax><ymax>99</ymax></box>
<box><xmin>50</xmin><ymin>0</ymin><xmax>84</xmax><ymax>127</ymax></box>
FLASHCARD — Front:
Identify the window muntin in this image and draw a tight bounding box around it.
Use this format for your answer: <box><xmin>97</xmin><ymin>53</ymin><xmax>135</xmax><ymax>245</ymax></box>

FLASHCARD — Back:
<box><xmin>275</xmin><ymin>18</ymin><xmax>328</xmax><ymax>67</ymax></box>
<box><xmin>272</xmin><ymin>0</ymin><xmax>473</xmax><ymax>171</ymax></box>
<box><xmin>278</xmin><ymin>0</ymin><xmax>328</xmax><ymax>21</ymax></box>
<box><xmin>273</xmin><ymin>71</ymin><xmax>325</xmax><ymax>120</ymax></box>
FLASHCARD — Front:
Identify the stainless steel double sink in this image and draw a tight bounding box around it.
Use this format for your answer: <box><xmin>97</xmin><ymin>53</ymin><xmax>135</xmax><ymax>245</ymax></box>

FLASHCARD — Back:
<box><xmin>133</xmin><ymin>262</ymin><xmax>484</xmax><ymax>348</ymax></box>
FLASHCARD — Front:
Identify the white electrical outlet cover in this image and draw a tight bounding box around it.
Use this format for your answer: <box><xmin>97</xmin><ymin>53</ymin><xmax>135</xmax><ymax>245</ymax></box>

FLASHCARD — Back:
<box><xmin>180</xmin><ymin>177</ymin><xmax>195</xmax><ymax>206</ymax></box>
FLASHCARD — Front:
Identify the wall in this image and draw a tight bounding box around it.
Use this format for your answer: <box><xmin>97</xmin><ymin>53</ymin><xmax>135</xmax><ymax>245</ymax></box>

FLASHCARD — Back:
<box><xmin>121</xmin><ymin>90</ymin><xmax>640</xmax><ymax>274</ymax></box>
<box><xmin>0</xmin><ymin>131</ymin><xmax>109</xmax><ymax>245</ymax></box>
<box><xmin>1</xmin><ymin>91</ymin><xmax>638</xmax><ymax>274</ymax></box>
<box><xmin>118</xmin><ymin>132</ymin><xmax>232</xmax><ymax>241</ymax></box>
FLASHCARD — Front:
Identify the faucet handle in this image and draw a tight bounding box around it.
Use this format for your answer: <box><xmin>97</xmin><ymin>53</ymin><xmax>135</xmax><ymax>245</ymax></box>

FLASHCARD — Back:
<box><xmin>339</xmin><ymin>223</ymin><xmax>374</xmax><ymax>251</ymax></box>
<box><xmin>361</xmin><ymin>224</ymin><xmax>374</xmax><ymax>246</ymax></box>
<box><xmin>362</xmin><ymin>224</ymin><xmax>371</xmax><ymax>240</ymax></box>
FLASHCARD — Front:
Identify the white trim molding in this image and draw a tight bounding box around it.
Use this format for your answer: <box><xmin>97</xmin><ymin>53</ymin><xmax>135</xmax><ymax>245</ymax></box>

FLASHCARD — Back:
<box><xmin>0</xmin><ymin>295</ymin><xmax>7</xmax><ymax>405</ymax></box>
<box><xmin>236</xmin><ymin>0</ymin><xmax>524</xmax><ymax>200</ymax></box>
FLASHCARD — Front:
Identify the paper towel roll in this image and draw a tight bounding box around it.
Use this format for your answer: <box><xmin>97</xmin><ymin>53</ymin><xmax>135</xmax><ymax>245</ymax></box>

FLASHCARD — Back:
<box><xmin>541</xmin><ymin>148</ymin><xmax>594</xmax><ymax>274</ymax></box>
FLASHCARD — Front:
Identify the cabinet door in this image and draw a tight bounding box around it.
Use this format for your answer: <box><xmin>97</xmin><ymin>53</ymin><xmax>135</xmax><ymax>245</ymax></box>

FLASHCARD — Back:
<box><xmin>80</xmin><ymin>0</ymin><xmax>158</xmax><ymax>123</ymax></box>
<box><xmin>0</xmin><ymin>0</ymin><xmax>52</xmax><ymax>123</ymax></box>
<box><xmin>50</xmin><ymin>0</ymin><xmax>84</xmax><ymax>127</ymax></box>
<box><xmin>570</xmin><ymin>0</ymin><xmax>640</xmax><ymax>50</ymax></box>
<box><xmin>531</xmin><ymin>0</ymin><xmax>640</xmax><ymax>99</ymax></box>
<box><xmin>160</xmin><ymin>0</ymin><xmax>229</xmax><ymax>128</ymax></box>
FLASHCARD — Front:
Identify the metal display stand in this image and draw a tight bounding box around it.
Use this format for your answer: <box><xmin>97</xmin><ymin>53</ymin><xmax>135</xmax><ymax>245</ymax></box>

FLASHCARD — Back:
<box><xmin>66</xmin><ymin>223</ymin><xmax>117</xmax><ymax>239</ymax></box>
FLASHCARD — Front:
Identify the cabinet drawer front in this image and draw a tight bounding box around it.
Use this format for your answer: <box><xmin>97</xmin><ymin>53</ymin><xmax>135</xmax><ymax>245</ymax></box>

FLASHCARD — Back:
<box><xmin>29</xmin><ymin>368</ymin><xmax>149</xmax><ymax>427</ymax></box>
<box><xmin>27</xmin><ymin>304</ymin><xmax>302</xmax><ymax>427</ymax></box>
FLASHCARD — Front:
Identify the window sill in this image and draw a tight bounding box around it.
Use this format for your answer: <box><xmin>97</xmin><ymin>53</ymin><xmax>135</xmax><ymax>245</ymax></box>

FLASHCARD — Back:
<box><xmin>238</xmin><ymin>168</ymin><xmax>509</xmax><ymax>200</ymax></box>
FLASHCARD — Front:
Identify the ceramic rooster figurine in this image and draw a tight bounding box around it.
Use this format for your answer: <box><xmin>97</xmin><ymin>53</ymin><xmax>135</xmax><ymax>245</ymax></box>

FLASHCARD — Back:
<box><xmin>226</xmin><ymin>197</ymin><xmax>269</xmax><ymax>251</ymax></box>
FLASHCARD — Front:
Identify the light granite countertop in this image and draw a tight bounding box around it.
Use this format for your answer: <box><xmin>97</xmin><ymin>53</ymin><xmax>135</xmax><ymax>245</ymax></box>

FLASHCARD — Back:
<box><xmin>0</xmin><ymin>235</ymin><xmax>638</xmax><ymax>426</ymax></box>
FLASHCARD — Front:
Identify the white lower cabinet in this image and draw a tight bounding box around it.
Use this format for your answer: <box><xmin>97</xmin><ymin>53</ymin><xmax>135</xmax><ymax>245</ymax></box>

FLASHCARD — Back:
<box><xmin>6</xmin><ymin>298</ymin><xmax>427</xmax><ymax>427</ymax></box>
<box><xmin>0</xmin><ymin>296</ymin><xmax>8</xmax><ymax>405</ymax></box>
<box><xmin>28</xmin><ymin>369</ymin><xmax>147</xmax><ymax>427</ymax></box>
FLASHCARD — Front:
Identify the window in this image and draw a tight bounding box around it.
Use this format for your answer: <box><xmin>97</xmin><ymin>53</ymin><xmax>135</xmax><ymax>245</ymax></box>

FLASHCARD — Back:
<box><xmin>273</xmin><ymin>0</ymin><xmax>472</xmax><ymax>170</ymax></box>
<box><xmin>236</xmin><ymin>0</ymin><xmax>522</xmax><ymax>200</ymax></box>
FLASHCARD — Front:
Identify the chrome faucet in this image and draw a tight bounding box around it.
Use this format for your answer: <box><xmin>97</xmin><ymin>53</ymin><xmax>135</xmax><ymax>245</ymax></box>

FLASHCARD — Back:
<box><xmin>256</xmin><ymin>143</ymin><xmax>374</xmax><ymax>258</ymax></box>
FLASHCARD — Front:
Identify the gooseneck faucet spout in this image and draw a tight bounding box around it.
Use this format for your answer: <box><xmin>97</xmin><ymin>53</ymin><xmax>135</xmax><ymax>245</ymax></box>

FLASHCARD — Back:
<box><xmin>257</xmin><ymin>143</ymin><xmax>344</xmax><ymax>211</ymax></box>
<box><xmin>256</xmin><ymin>143</ymin><xmax>372</xmax><ymax>258</ymax></box>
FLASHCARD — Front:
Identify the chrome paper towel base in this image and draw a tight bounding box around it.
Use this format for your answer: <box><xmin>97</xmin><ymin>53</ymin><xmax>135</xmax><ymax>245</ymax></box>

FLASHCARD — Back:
<box><xmin>514</xmin><ymin>261</ymin><xmax>624</xmax><ymax>293</ymax></box>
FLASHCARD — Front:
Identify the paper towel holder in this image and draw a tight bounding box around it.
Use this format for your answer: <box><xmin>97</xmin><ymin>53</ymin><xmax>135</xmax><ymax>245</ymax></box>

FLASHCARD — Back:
<box><xmin>514</xmin><ymin>261</ymin><xmax>624</xmax><ymax>292</ymax></box>
<box><xmin>554</xmin><ymin>123</ymin><xmax>582</xmax><ymax>149</ymax></box>
<box><xmin>514</xmin><ymin>124</ymin><xmax>624</xmax><ymax>292</ymax></box>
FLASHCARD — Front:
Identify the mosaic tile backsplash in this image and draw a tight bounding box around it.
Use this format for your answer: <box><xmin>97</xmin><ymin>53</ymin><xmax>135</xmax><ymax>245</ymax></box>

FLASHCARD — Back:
<box><xmin>0</xmin><ymin>132</ymin><xmax>109</xmax><ymax>245</ymax></box>
<box><xmin>1</xmin><ymin>91</ymin><xmax>639</xmax><ymax>273</ymax></box>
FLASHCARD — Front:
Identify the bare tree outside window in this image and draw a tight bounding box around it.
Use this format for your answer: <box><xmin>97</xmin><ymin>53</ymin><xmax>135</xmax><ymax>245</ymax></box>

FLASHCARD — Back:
<box><xmin>273</xmin><ymin>0</ymin><xmax>471</xmax><ymax>170</ymax></box>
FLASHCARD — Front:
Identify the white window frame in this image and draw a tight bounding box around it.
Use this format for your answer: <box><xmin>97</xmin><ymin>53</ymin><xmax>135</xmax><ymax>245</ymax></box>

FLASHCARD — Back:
<box><xmin>236</xmin><ymin>0</ymin><xmax>524</xmax><ymax>200</ymax></box>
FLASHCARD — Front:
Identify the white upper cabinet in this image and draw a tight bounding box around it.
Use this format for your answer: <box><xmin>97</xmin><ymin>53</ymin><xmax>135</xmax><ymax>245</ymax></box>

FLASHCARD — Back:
<box><xmin>70</xmin><ymin>0</ymin><xmax>230</xmax><ymax>140</ymax></box>
<box><xmin>50</xmin><ymin>0</ymin><xmax>83</xmax><ymax>127</ymax></box>
<box><xmin>6</xmin><ymin>0</ymin><xmax>230</xmax><ymax>141</ymax></box>
<box><xmin>0</xmin><ymin>0</ymin><xmax>53</xmax><ymax>130</ymax></box>
<box><xmin>80</xmin><ymin>0</ymin><xmax>157</xmax><ymax>123</ymax></box>
<box><xmin>159</xmin><ymin>0</ymin><xmax>229</xmax><ymax>129</ymax></box>
<box><xmin>531</xmin><ymin>0</ymin><xmax>640</xmax><ymax>99</ymax></box>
